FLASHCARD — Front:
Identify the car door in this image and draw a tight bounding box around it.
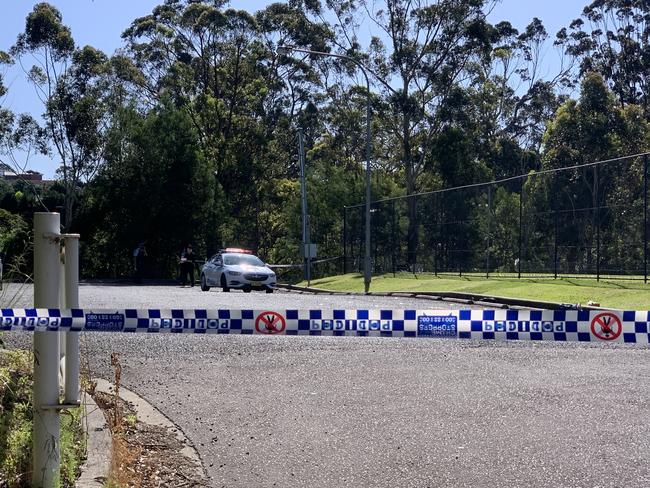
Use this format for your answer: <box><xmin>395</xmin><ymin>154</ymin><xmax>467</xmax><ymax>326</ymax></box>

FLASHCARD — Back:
<box><xmin>211</xmin><ymin>255</ymin><xmax>224</xmax><ymax>285</ymax></box>
<box><xmin>204</xmin><ymin>255</ymin><xmax>220</xmax><ymax>285</ymax></box>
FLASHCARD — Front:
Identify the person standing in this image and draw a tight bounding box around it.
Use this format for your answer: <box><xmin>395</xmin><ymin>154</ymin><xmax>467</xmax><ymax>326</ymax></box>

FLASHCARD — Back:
<box><xmin>133</xmin><ymin>242</ymin><xmax>147</xmax><ymax>284</ymax></box>
<box><xmin>179</xmin><ymin>244</ymin><xmax>196</xmax><ymax>287</ymax></box>
<box><xmin>0</xmin><ymin>251</ymin><xmax>5</xmax><ymax>290</ymax></box>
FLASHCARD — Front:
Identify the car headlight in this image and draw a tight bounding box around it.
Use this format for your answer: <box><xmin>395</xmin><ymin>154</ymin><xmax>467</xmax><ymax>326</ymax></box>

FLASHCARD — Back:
<box><xmin>228</xmin><ymin>271</ymin><xmax>241</xmax><ymax>276</ymax></box>
<box><xmin>270</xmin><ymin>273</ymin><xmax>276</xmax><ymax>279</ymax></box>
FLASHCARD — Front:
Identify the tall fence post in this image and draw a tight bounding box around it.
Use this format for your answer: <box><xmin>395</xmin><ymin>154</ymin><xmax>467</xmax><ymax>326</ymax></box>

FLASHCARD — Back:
<box><xmin>372</xmin><ymin>204</ymin><xmax>377</xmax><ymax>275</ymax></box>
<box><xmin>643</xmin><ymin>154</ymin><xmax>648</xmax><ymax>283</ymax></box>
<box><xmin>342</xmin><ymin>207</ymin><xmax>347</xmax><ymax>275</ymax></box>
<box><xmin>391</xmin><ymin>200</ymin><xmax>396</xmax><ymax>277</ymax></box>
<box><xmin>518</xmin><ymin>177</ymin><xmax>523</xmax><ymax>279</ymax></box>
<box><xmin>413</xmin><ymin>195</ymin><xmax>418</xmax><ymax>275</ymax></box>
<box><xmin>33</xmin><ymin>212</ymin><xmax>61</xmax><ymax>488</ymax></box>
<box><xmin>358</xmin><ymin>221</ymin><xmax>363</xmax><ymax>273</ymax></box>
<box><xmin>595</xmin><ymin>165</ymin><xmax>600</xmax><ymax>282</ymax></box>
<box><xmin>456</xmin><ymin>195</ymin><xmax>462</xmax><ymax>277</ymax></box>
<box><xmin>434</xmin><ymin>194</ymin><xmax>438</xmax><ymax>277</ymax></box>
<box><xmin>439</xmin><ymin>196</ymin><xmax>444</xmax><ymax>274</ymax></box>
<box><xmin>64</xmin><ymin>235</ymin><xmax>80</xmax><ymax>404</ymax></box>
<box><xmin>554</xmin><ymin>208</ymin><xmax>559</xmax><ymax>280</ymax></box>
<box><xmin>486</xmin><ymin>185</ymin><xmax>492</xmax><ymax>279</ymax></box>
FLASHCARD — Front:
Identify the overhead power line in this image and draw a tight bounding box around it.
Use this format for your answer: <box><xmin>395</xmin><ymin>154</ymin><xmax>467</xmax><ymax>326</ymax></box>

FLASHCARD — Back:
<box><xmin>344</xmin><ymin>152</ymin><xmax>650</xmax><ymax>209</ymax></box>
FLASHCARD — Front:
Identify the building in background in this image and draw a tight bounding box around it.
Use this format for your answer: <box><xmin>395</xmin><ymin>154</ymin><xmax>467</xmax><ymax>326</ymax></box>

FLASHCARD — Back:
<box><xmin>0</xmin><ymin>163</ymin><xmax>17</xmax><ymax>179</ymax></box>
<box><xmin>1</xmin><ymin>163</ymin><xmax>52</xmax><ymax>185</ymax></box>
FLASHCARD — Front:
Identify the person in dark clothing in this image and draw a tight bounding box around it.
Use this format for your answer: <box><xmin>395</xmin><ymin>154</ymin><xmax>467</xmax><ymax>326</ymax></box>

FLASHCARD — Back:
<box><xmin>0</xmin><ymin>251</ymin><xmax>5</xmax><ymax>291</ymax></box>
<box><xmin>133</xmin><ymin>242</ymin><xmax>147</xmax><ymax>284</ymax></box>
<box><xmin>179</xmin><ymin>244</ymin><xmax>196</xmax><ymax>287</ymax></box>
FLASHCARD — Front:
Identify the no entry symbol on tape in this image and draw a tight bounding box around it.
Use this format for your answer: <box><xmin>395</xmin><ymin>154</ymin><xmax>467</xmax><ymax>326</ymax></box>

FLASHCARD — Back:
<box><xmin>590</xmin><ymin>313</ymin><xmax>622</xmax><ymax>341</ymax></box>
<box><xmin>255</xmin><ymin>312</ymin><xmax>286</xmax><ymax>334</ymax></box>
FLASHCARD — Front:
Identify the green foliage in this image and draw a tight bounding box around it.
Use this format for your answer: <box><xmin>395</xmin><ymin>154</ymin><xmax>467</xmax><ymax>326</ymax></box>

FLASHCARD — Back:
<box><xmin>538</xmin><ymin>73</ymin><xmax>650</xmax><ymax>273</ymax></box>
<box><xmin>0</xmin><ymin>209</ymin><xmax>27</xmax><ymax>249</ymax></box>
<box><xmin>14</xmin><ymin>2</ymin><xmax>74</xmax><ymax>58</ymax></box>
<box><xmin>0</xmin><ymin>50</ymin><xmax>12</xmax><ymax>100</ymax></box>
<box><xmin>60</xmin><ymin>407</ymin><xmax>84</xmax><ymax>486</ymax></box>
<box><xmin>0</xmin><ymin>350</ymin><xmax>33</xmax><ymax>487</ymax></box>
<box><xmin>543</xmin><ymin>73</ymin><xmax>649</xmax><ymax>182</ymax></box>
<box><xmin>489</xmin><ymin>187</ymin><xmax>520</xmax><ymax>272</ymax></box>
<box><xmin>0</xmin><ymin>209</ymin><xmax>30</xmax><ymax>278</ymax></box>
<box><xmin>0</xmin><ymin>349</ymin><xmax>83</xmax><ymax>487</ymax></box>
<box><xmin>0</xmin><ymin>402</ymin><xmax>32</xmax><ymax>487</ymax></box>
<box><xmin>11</xmin><ymin>3</ymin><xmax>109</xmax><ymax>230</ymax></box>
<box><xmin>558</xmin><ymin>0</ymin><xmax>650</xmax><ymax>113</ymax></box>
<box><xmin>78</xmin><ymin>103</ymin><xmax>216</xmax><ymax>277</ymax></box>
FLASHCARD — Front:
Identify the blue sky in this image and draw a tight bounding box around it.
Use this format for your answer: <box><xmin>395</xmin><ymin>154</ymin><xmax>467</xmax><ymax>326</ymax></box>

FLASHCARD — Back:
<box><xmin>1</xmin><ymin>0</ymin><xmax>588</xmax><ymax>178</ymax></box>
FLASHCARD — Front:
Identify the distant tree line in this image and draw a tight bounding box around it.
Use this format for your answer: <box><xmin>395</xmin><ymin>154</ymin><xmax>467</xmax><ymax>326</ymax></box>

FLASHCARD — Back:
<box><xmin>0</xmin><ymin>0</ymin><xmax>649</xmax><ymax>280</ymax></box>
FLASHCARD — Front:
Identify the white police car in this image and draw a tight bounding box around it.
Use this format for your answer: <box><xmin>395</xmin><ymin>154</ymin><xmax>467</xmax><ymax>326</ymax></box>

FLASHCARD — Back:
<box><xmin>200</xmin><ymin>248</ymin><xmax>276</xmax><ymax>293</ymax></box>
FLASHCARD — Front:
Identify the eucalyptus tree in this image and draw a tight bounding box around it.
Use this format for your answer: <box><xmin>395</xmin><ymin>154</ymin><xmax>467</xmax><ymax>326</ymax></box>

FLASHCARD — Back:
<box><xmin>1</xmin><ymin>49</ymin><xmax>51</xmax><ymax>217</ymax></box>
<box><xmin>12</xmin><ymin>3</ymin><xmax>109</xmax><ymax>230</ymax></box>
<box><xmin>541</xmin><ymin>73</ymin><xmax>650</xmax><ymax>272</ymax></box>
<box><xmin>256</xmin><ymin>0</ymin><xmax>333</xmax><ymax>125</ymax></box>
<box><xmin>471</xmin><ymin>18</ymin><xmax>569</xmax><ymax>163</ymax></box>
<box><xmin>558</xmin><ymin>0</ymin><xmax>650</xmax><ymax>114</ymax></box>
<box><xmin>0</xmin><ymin>50</ymin><xmax>14</xmax><ymax>164</ymax></box>
<box><xmin>329</xmin><ymin>0</ymin><xmax>495</xmax><ymax>267</ymax></box>
<box><xmin>122</xmin><ymin>0</ymin><xmax>333</xmax><ymax>251</ymax></box>
<box><xmin>123</xmin><ymin>1</ymin><xmax>261</xmax><ymax>248</ymax></box>
<box><xmin>0</xmin><ymin>50</ymin><xmax>10</xmax><ymax>114</ymax></box>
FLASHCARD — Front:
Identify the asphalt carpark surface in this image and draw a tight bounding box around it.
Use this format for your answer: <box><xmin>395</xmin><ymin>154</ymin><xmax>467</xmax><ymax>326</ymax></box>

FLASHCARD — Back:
<box><xmin>3</xmin><ymin>283</ymin><xmax>650</xmax><ymax>487</ymax></box>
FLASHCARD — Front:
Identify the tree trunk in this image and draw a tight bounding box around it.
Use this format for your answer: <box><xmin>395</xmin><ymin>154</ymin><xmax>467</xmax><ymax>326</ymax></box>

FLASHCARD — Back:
<box><xmin>406</xmin><ymin>185</ymin><xmax>418</xmax><ymax>268</ymax></box>
<box><xmin>64</xmin><ymin>183</ymin><xmax>75</xmax><ymax>231</ymax></box>
<box><xmin>404</xmin><ymin>110</ymin><xmax>417</xmax><ymax>269</ymax></box>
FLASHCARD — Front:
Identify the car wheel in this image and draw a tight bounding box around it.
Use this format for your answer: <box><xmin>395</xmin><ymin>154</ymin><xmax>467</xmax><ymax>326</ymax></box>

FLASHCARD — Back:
<box><xmin>266</xmin><ymin>288</ymin><xmax>274</xmax><ymax>294</ymax></box>
<box><xmin>200</xmin><ymin>274</ymin><xmax>210</xmax><ymax>292</ymax></box>
<box><xmin>221</xmin><ymin>275</ymin><xmax>230</xmax><ymax>292</ymax></box>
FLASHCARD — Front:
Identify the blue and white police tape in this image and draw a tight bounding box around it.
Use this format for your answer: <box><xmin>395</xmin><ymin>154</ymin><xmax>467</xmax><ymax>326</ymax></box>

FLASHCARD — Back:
<box><xmin>1</xmin><ymin>308</ymin><xmax>649</xmax><ymax>344</ymax></box>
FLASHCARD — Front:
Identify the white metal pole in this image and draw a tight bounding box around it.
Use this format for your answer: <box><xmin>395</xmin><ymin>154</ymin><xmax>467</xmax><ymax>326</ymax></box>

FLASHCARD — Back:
<box><xmin>33</xmin><ymin>212</ymin><xmax>61</xmax><ymax>488</ymax></box>
<box><xmin>298</xmin><ymin>127</ymin><xmax>308</xmax><ymax>282</ymax></box>
<box><xmin>64</xmin><ymin>235</ymin><xmax>80</xmax><ymax>404</ymax></box>
<box><xmin>59</xmin><ymin>249</ymin><xmax>66</xmax><ymax>386</ymax></box>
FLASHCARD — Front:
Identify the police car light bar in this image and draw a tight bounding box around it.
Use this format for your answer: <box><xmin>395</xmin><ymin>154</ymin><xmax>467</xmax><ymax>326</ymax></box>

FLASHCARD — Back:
<box><xmin>223</xmin><ymin>248</ymin><xmax>252</xmax><ymax>254</ymax></box>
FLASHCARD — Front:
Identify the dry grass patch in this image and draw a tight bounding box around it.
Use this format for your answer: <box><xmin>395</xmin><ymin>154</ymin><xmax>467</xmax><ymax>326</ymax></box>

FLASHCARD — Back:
<box><xmin>91</xmin><ymin>353</ymin><xmax>208</xmax><ymax>488</ymax></box>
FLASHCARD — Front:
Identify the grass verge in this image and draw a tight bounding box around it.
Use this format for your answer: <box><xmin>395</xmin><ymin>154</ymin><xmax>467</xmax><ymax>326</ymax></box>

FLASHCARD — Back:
<box><xmin>299</xmin><ymin>272</ymin><xmax>650</xmax><ymax>309</ymax></box>
<box><xmin>0</xmin><ymin>348</ymin><xmax>85</xmax><ymax>488</ymax></box>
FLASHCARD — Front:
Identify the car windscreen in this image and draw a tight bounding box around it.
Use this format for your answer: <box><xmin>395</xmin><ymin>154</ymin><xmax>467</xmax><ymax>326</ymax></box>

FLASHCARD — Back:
<box><xmin>223</xmin><ymin>254</ymin><xmax>265</xmax><ymax>266</ymax></box>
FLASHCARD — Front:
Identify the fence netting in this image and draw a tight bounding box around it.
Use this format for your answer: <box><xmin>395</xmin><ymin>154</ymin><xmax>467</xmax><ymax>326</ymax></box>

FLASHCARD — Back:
<box><xmin>342</xmin><ymin>154</ymin><xmax>649</xmax><ymax>280</ymax></box>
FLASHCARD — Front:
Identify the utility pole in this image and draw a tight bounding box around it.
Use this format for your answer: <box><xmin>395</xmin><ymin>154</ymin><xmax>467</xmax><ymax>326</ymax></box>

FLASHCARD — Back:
<box><xmin>298</xmin><ymin>127</ymin><xmax>311</xmax><ymax>284</ymax></box>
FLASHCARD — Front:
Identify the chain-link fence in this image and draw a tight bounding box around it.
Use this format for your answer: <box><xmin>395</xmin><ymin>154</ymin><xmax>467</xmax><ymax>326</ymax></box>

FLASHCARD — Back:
<box><xmin>342</xmin><ymin>153</ymin><xmax>650</xmax><ymax>281</ymax></box>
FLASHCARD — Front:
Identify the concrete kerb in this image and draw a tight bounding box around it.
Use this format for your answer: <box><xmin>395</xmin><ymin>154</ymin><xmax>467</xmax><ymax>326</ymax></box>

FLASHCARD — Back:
<box><xmin>76</xmin><ymin>391</ymin><xmax>110</xmax><ymax>488</ymax></box>
<box><xmin>76</xmin><ymin>379</ymin><xmax>206</xmax><ymax>487</ymax></box>
<box><xmin>277</xmin><ymin>283</ymin><xmax>615</xmax><ymax>311</ymax></box>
